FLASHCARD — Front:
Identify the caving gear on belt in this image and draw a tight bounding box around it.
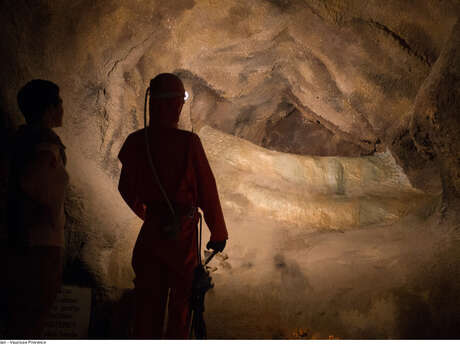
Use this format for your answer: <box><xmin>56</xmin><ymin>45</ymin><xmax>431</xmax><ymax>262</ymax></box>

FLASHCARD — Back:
<box><xmin>189</xmin><ymin>212</ymin><xmax>216</xmax><ymax>340</ymax></box>
<box><xmin>145</xmin><ymin>202</ymin><xmax>197</xmax><ymax>239</ymax></box>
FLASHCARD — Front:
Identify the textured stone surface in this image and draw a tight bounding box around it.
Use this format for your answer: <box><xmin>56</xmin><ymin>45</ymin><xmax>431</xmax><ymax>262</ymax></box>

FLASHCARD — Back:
<box><xmin>1</xmin><ymin>0</ymin><xmax>460</xmax><ymax>339</ymax></box>
<box><xmin>200</xmin><ymin>125</ymin><xmax>429</xmax><ymax>229</ymax></box>
<box><xmin>410</xmin><ymin>20</ymin><xmax>460</xmax><ymax>203</ymax></box>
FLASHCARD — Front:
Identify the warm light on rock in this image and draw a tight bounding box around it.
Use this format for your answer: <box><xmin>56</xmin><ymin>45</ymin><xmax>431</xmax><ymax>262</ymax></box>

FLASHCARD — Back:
<box><xmin>1</xmin><ymin>0</ymin><xmax>459</xmax><ymax>339</ymax></box>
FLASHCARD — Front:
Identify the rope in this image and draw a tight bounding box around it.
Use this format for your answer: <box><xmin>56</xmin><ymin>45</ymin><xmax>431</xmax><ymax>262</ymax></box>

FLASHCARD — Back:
<box><xmin>197</xmin><ymin>212</ymin><xmax>202</xmax><ymax>265</ymax></box>
<box><xmin>143</xmin><ymin>87</ymin><xmax>176</xmax><ymax>218</ymax></box>
<box><xmin>189</xmin><ymin>211</ymin><xmax>210</xmax><ymax>340</ymax></box>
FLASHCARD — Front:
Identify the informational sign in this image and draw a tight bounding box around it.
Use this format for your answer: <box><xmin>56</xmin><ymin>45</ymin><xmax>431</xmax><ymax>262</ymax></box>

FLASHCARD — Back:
<box><xmin>43</xmin><ymin>285</ymin><xmax>91</xmax><ymax>339</ymax></box>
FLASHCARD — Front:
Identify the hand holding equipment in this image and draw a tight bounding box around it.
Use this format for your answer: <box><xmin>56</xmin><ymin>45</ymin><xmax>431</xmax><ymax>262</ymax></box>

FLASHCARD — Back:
<box><xmin>206</xmin><ymin>240</ymin><xmax>226</xmax><ymax>252</ymax></box>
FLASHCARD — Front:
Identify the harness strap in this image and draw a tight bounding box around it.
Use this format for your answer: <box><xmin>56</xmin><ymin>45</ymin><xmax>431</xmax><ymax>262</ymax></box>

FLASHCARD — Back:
<box><xmin>143</xmin><ymin>87</ymin><xmax>176</xmax><ymax>218</ymax></box>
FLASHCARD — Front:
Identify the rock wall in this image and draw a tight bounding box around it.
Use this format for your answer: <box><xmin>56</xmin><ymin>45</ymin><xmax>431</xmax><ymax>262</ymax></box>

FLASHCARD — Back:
<box><xmin>1</xmin><ymin>0</ymin><xmax>459</xmax><ymax>339</ymax></box>
<box><xmin>410</xmin><ymin>20</ymin><xmax>460</xmax><ymax>204</ymax></box>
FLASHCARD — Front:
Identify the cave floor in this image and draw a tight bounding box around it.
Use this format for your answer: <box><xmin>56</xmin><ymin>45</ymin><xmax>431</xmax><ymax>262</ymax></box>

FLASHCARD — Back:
<box><xmin>203</xmin><ymin>199</ymin><xmax>458</xmax><ymax>339</ymax></box>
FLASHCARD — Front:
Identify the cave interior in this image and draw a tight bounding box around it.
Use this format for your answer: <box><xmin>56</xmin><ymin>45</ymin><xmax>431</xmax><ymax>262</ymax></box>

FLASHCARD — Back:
<box><xmin>1</xmin><ymin>0</ymin><xmax>460</xmax><ymax>339</ymax></box>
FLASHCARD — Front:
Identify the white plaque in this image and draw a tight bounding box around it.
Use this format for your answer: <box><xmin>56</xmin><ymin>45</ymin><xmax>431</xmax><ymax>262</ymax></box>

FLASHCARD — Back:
<box><xmin>43</xmin><ymin>285</ymin><xmax>91</xmax><ymax>339</ymax></box>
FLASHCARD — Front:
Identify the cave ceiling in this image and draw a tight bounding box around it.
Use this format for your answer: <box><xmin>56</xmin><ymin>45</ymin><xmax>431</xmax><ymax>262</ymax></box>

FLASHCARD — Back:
<box><xmin>2</xmin><ymin>0</ymin><xmax>459</xmax><ymax>165</ymax></box>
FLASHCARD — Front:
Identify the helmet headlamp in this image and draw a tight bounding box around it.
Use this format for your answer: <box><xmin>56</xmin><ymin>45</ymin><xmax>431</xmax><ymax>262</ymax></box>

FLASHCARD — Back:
<box><xmin>150</xmin><ymin>91</ymin><xmax>189</xmax><ymax>101</ymax></box>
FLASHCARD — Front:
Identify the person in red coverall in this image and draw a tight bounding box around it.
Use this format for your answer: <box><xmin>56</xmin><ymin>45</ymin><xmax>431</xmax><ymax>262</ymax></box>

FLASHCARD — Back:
<box><xmin>117</xmin><ymin>73</ymin><xmax>228</xmax><ymax>339</ymax></box>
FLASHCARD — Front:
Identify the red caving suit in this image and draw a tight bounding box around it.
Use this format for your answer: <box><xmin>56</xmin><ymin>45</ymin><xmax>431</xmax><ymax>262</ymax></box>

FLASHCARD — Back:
<box><xmin>118</xmin><ymin>126</ymin><xmax>228</xmax><ymax>339</ymax></box>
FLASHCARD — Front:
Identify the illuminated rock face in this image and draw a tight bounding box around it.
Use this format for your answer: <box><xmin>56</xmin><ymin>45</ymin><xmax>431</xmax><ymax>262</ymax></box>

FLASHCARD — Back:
<box><xmin>200</xmin><ymin>125</ymin><xmax>427</xmax><ymax>229</ymax></box>
<box><xmin>1</xmin><ymin>0</ymin><xmax>460</xmax><ymax>339</ymax></box>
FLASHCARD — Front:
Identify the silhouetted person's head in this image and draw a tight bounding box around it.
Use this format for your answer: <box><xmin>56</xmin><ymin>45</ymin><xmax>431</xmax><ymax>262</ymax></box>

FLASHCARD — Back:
<box><xmin>149</xmin><ymin>73</ymin><xmax>186</xmax><ymax>128</ymax></box>
<box><xmin>17</xmin><ymin>79</ymin><xmax>63</xmax><ymax>128</ymax></box>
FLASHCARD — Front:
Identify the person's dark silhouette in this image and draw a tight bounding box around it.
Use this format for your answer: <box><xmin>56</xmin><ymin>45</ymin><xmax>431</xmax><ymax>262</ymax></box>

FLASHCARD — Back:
<box><xmin>7</xmin><ymin>79</ymin><xmax>68</xmax><ymax>338</ymax></box>
<box><xmin>118</xmin><ymin>73</ymin><xmax>228</xmax><ymax>339</ymax></box>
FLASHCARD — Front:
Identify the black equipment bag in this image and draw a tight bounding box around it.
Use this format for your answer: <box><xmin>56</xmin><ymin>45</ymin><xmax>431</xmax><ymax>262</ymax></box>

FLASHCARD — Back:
<box><xmin>189</xmin><ymin>213</ymin><xmax>215</xmax><ymax>339</ymax></box>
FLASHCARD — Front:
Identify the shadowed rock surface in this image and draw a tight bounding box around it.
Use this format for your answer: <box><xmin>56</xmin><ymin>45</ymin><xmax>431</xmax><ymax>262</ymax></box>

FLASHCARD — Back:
<box><xmin>0</xmin><ymin>0</ymin><xmax>459</xmax><ymax>339</ymax></box>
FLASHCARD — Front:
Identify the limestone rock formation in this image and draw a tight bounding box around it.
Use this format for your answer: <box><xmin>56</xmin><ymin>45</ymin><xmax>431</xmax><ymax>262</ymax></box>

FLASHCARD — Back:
<box><xmin>1</xmin><ymin>0</ymin><xmax>459</xmax><ymax>339</ymax></box>
<box><xmin>410</xmin><ymin>20</ymin><xmax>460</xmax><ymax>204</ymax></box>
